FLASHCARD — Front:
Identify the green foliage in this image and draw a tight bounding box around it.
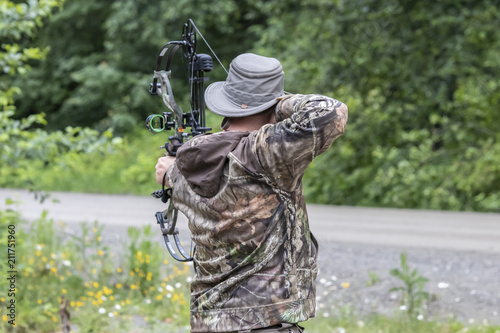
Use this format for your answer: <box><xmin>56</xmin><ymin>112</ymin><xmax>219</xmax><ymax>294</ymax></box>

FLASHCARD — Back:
<box><xmin>5</xmin><ymin>0</ymin><xmax>500</xmax><ymax>212</ymax></box>
<box><xmin>0</xmin><ymin>0</ymin><xmax>124</xmax><ymax>192</ymax></box>
<box><xmin>255</xmin><ymin>0</ymin><xmax>500</xmax><ymax>212</ymax></box>
<box><xmin>0</xmin><ymin>110</ymin><xmax>122</xmax><ymax>191</ymax></box>
<box><xmin>0</xmin><ymin>0</ymin><xmax>63</xmax><ymax>111</ymax></box>
<box><xmin>13</xmin><ymin>0</ymin><xmax>258</xmax><ymax>133</ymax></box>
<box><xmin>0</xmin><ymin>202</ymin><xmax>191</xmax><ymax>332</ymax></box>
<box><xmin>366</xmin><ymin>270</ymin><xmax>381</xmax><ymax>287</ymax></box>
<box><xmin>390</xmin><ymin>253</ymin><xmax>430</xmax><ymax>319</ymax></box>
<box><xmin>0</xmin><ymin>126</ymin><xmax>163</xmax><ymax>194</ymax></box>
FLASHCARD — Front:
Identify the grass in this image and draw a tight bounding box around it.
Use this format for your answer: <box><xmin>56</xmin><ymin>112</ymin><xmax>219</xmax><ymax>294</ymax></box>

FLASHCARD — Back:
<box><xmin>0</xmin><ymin>200</ymin><xmax>191</xmax><ymax>332</ymax></box>
<box><xmin>1</xmin><ymin>199</ymin><xmax>499</xmax><ymax>333</ymax></box>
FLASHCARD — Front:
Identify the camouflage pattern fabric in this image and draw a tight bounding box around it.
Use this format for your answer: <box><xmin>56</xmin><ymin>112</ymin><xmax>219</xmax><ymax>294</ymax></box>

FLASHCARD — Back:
<box><xmin>167</xmin><ymin>94</ymin><xmax>348</xmax><ymax>332</ymax></box>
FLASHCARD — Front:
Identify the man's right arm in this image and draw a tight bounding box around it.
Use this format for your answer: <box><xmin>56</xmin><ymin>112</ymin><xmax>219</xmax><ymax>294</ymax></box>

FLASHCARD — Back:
<box><xmin>252</xmin><ymin>94</ymin><xmax>348</xmax><ymax>191</ymax></box>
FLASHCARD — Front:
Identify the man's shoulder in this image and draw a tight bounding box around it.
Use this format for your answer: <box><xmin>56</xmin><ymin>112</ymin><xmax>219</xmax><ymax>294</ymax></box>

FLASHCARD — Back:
<box><xmin>185</xmin><ymin>131</ymin><xmax>251</xmax><ymax>148</ymax></box>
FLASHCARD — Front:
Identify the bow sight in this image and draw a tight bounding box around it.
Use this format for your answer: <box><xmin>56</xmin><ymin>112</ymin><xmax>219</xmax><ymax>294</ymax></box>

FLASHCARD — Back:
<box><xmin>147</xmin><ymin>19</ymin><xmax>218</xmax><ymax>262</ymax></box>
<box><xmin>147</xmin><ymin>19</ymin><xmax>213</xmax><ymax>156</ymax></box>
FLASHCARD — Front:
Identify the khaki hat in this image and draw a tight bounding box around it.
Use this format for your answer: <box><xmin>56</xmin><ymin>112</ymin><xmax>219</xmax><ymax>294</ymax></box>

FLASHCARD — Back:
<box><xmin>204</xmin><ymin>53</ymin><xmax>285</xmax><ymax>117</ymax></box>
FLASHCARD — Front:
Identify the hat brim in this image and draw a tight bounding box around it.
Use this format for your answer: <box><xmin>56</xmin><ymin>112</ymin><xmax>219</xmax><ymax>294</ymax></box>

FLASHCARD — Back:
<box><xmin>205</xmin><ymin>81</ymin><xmax>284</xmax><ymax>118</ymax></box>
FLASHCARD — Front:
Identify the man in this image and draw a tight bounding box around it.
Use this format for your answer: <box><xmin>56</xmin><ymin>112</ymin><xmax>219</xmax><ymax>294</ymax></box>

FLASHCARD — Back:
<box><xmin>155</xmin><ymin>53</ymin><xmax>348</xmax><ymax>333</ymax></box>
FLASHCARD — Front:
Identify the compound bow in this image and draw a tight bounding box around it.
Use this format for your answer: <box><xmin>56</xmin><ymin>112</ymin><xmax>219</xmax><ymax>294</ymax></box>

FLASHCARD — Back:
<box><xmin>147</xmin><ymin>19</ymin><xmax>225</xmax><ymax>262</ymax></box>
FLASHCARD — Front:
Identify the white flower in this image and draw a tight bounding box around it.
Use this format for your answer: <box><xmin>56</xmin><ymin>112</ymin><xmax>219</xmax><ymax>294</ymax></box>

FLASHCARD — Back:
<box><xmin>158</xmin><ymin>287</ymin><xmax>164</xmax><ymax>292</ymax></box>
<box><xmin>36</xmin><ymin>244</ymin><xmax>43</xmax><ymax>251</ymax></box>
<box><xmin>108</xmin><ymin>312</ymin><xmax>114</xmax><ymax>318</ymax></box>
<box><xmin>175</xmin><ymin>282</ymin><xmax>182</xmax><ymax>288</ymax></box>
<box><xmin>400</xmin><ymin>305</ymin><xmax>407</xmax><ymax>311</ymax></box>
<box><xmin>166</xmin><ymin>285</ymin><xmax>174</xmax><ymax>292</ymax></box>
<box><xmin>319</xmin><ymin>278</ymin><xmax>327</xmax><ymax>284</ymax></box>
<box><xmin>330</xmin><ymin>275</ymin><xmax>338</xmax><ymax>281</ymax></box>
<box><xmin>99</xmin><ymin>308</ymin><xmax>106</xmax><ymax>314</ymax></box>
<box><xmin>62</xmin><ymin>260</ymin><xmax>71</xmax><ymax>267</ymax></box>
<box><xmin>101</xmin><ymin>296</ymin><xmax>107</xmax><ymax>301</ymax></box>
<box><xmin>357</xmin><ymin>321</ymin><xmax>365</xmax><ymax>327</ymax></box>
<box><xmin>145</xmin><ymin>299</ymin><xmax>151</xmax><ymax>304</ymax></box>
<box><xmin>417</xmin><ymin>315</ymin><xmax>424</xmax><ymax>320</ymax></box>
<box><xmin>167</xmin><ymin>293</ymin><xmax>172</xmax><ymax>298</ymax></box>
<box><xmin>438</xmin><ymin>282</ymin><xmax>449</xmax><ymax>289</ymax></box>
<box><xmin>186</xmin><ymin>276</ymin><xmax>193</xmax><ymax>283</ymax></box>
<box><xmin>114</xmin><ymin>304</ymin><xmax>121</xmax><ymax>310</ymax></box>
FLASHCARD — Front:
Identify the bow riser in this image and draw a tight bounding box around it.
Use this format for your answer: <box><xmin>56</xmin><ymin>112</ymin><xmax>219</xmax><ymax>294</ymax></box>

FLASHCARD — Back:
<box><xmin>148</xmin><ymin>19</ymin><xmax>215</xmax><ymax>262</ymax></box>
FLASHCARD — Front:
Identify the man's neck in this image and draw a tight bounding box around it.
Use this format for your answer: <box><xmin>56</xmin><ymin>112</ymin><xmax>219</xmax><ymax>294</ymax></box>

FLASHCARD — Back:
<box><xmin>223</xmin><ymin>112</ymin><xmax>275</xmax><ymax>132</ymax></box>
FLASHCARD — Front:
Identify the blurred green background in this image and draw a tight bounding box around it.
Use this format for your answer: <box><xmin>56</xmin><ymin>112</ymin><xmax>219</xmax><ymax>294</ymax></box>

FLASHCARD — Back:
<box><xmin>2</xmin><ymin>0</ymin><xmax>499</xmax><ymax>212</ymax></box>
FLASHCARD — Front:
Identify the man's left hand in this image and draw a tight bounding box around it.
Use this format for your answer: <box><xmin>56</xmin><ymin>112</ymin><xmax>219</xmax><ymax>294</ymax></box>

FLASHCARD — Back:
<box><xmin>155</xmin><ymin>155</ymin><xmax>176</xmax><ymax>186</ymax></box>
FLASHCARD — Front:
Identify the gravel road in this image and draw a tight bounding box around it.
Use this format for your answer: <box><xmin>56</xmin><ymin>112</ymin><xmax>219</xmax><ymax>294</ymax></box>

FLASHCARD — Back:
<box><xmin>1</xmin><ymin>188</ymin><xmax>499</xmax><ymax>325</ymax></box>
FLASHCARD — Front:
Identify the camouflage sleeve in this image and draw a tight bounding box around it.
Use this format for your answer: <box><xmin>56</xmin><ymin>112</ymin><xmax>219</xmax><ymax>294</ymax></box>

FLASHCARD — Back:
<box><xmin>252</xmin><ymin>94</ymin><xmax>348</xmax><ymax>191</ymax></box>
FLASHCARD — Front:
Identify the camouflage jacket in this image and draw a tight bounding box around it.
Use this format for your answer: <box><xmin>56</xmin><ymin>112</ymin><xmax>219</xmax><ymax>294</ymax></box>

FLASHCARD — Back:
<box><xmin>167</xmin><ymin>94</ymin><xmax>348</xmax><ymax>332</ymax></box>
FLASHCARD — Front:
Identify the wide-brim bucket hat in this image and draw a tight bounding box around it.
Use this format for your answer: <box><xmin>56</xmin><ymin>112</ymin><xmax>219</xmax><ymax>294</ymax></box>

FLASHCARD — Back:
<box><xmin>205</xmin><ymin>53</ymin><xmax>285</xmax><ymax>117</ymax></box>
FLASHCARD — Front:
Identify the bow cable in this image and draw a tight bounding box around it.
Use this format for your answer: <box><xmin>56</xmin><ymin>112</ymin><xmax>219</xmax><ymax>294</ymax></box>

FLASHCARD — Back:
<box><xmin>189</xmin><ymin>19</ymin><xmax>228</xmax><ymax>75</ymax></box>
